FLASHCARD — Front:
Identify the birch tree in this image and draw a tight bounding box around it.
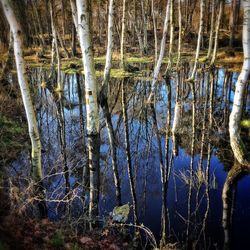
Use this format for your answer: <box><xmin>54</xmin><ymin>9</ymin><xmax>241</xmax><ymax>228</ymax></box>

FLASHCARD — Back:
<box><xmin>210</xmin><ymin>0</ymin><xmax>224</xmax><ymax>65</ymax></box>
<box><xmin>76</xmin><ymin>0</ymin><xmax>100</xmax><ymax>222</ymax></box>
<box><xmin>176</xmin><ymin>0</ymin><xmax>182</xmax><ymax>67</ymax></box>
<box><xmin>206</xmin><ymin>0</ymin><xmax>215</xmax><ymax>60</ymax></box>
<box><xmin>147</xmin><ymin>0</ymin><xmax>170</xmax><ymax>102</ymax></box>
<box><xmin>189</xmin><ymin>0</ymin><xmax>204</xmax><ymax>80</ymax></box>
<box><xmin>229</xmin><ymin>0</ymin><xmax>250</xmax><ymax>167</ymax></box>
<box><xmin>120</xmin><ymin>0</ymin><xmax>126</xmax><ymax>69</ymax></box>
<box><xmin>0</xmin><ymin>0</ymin><xmax>42</xmax><ymax>182</ymax></box>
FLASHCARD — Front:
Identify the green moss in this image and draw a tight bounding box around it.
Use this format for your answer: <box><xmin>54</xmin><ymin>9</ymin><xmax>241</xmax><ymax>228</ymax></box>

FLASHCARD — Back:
<box><xmin>0</xmin><ymin>115</ymin><xmax>26</xmax><ymax>162</ymax></box>
<box><xmin>0</xmin><ymin>241</ymin><xmax>9</xmax><ymax>250</ymax></box>
<box><xmin>0</xmin><ymin>116</ymin><xmax>25</xmax><ymax>136</ymax></box>
<box><xmin>50</xmin><ymin>230</ymin><xmax>64</xmax><ymax>248</ymax></box>
<box><xmin>127</xmin><ymin>56</ymin><xmax>153</xmax><ymax>64</ymax></box>
<box><xmin>241</xmin><ymin>120</ymin><xmax>250</xmax><ymax>128</ymax></box>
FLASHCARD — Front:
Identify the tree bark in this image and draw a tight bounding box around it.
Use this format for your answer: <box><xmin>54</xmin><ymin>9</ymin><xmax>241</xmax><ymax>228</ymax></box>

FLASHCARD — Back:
<box><xmin>76</xmin><ymin>0</ymin><xmax>100</xmax><ymax>223</ymax></box>
<box><xmin>210</xmin><ymin>0</ymin><xmax>224</xmax><ymax>65</ymax></box>
<box><xmin>189</xmin><ymin>0</ymin><xmax>204</xmax><ymax>80</ymax></box>
<box><xmin>229</xmin><ymin>0</ymin><xmax>237</xmax><ymax>48</ymax></box>
<box><xmin>1</xmin><ymin>0</ymin><xmax>42</xmax><ymax>182</ymax></box>
<box><xmin>147</xmin><ymin>0</ymin><xmax>170</xmax><ymax>102</ymax></box>
<box><xmin>229</xmin><ymin>0</ymin><xmax>250</xmax><ymax>167</ymax></box>
<box><xmin>120</xmin><ymin>0</ymin><xmax>126</xmax><ymax>69</ymax></box>
<box><xmin>207</xmin><ymin>0</ymin><xmax>215</xmax><ymax>60</ymax></box>
<box><xmin>176</xmin><ymin>0</ymin><xmax>182</xmax><ymax>67</ymax></box>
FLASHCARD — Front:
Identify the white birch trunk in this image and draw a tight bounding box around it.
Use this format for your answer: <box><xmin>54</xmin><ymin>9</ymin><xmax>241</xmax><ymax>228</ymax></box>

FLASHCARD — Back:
<box><xmin>1</xmin><ymin>0</ymin><xmax>42</xmax><ymax>181</ymax></box>
<box><xmin>76</xmin><ymin>0</ymin><xmax>100</xmax><ymax>220</ymax></box>
<box><xmin>176</xmin><ymin>0</ymin><xmax>182</xmax><ymax>67</ymax></box>
<box><xmin>103</xmin><ymin>0</ymin><xmax>114</xmax><ymax>90</ymax></box>
<box><xmin>167</xmin><ymin>0</ymin><xmax>174</xmax><ymax>70</ymax></box>
<box><xmin>151</xmin><ymin>0</ymin><xmax>158</xmax><ymax>64</ymax></box>
<box><xmin>207</xmin><ymin>0</ymin><xmax>215</xmax><ymax>60</ymax></box>
<box><xmin>120</xmin><ymin>0</ymin><xmax>126</xmax><ymax>69</ymax></box>
<box><xmin>229</xmin><ymin>0</ymin><xmax>250</xmax><ymax>167</ymax></box>
<box><xmin>70</xmin><ymin>0</ymin><xmax>79</xmax><ymax>36</ymax></box>
<box><xmin>147</xmin><ymin>0</ymin><xmax>170</xmax><ymax>102</ymax></box>
<box><xmin>210</xmin><ymin>0</ymin><xmax>223</xmax><ymax>65</ymax></box>
<box><xmin>189</xmin><ymin>0</ymin><xmax>204</xmax><ymax>80</ymax></box>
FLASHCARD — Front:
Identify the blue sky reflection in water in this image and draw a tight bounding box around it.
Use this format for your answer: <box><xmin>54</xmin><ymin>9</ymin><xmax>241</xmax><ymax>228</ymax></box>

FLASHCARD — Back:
<box><xmin>9</xmin><ymin>67</ymin><xmax>250</xmax><ymax>249</ymax></box>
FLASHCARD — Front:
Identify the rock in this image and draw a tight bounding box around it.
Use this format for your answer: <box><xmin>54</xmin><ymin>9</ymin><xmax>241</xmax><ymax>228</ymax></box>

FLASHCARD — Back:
<box><xmin>111</xmin><ymin>203</ymin><xmax>130</xmax><ymax>223</ymax></box>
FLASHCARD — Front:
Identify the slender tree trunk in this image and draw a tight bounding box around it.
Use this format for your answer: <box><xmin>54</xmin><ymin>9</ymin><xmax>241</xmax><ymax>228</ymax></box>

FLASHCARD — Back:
<box><xmin>32</xmin><ymin>0</ymin><xmax>46</xmax><ymax>48</ymax></box>
<box><xmin>176</xmin><ymin>0</ymin><xmax>182</xmax><ymax>67</ymax></box>
<box><xmin>122</xmin><ymin>79</ymin><xmax>138</xmax><ymax>224</ymax></box>
<box><xmin>167</xmin><ymin>0</ymin><xmax>174</xmax><ymax>71</ymax></box>
<box><xmin>70</xmin><ymin>0</ymin><xmax>78</xmax><ymax>35</ymax></box>
<box><xmin>147</xmin><ymin>0</ymin><xmax>170</xmax><ymax>102</ymax></box>
<box><xmin>151</xmin><ymin>0</ymin><xmax>158</xmax><ymax>64</ymax></box>
<box><xmin>229</xmin><ymin>0</ymin><xmax>237</xmax><ymax>48</ymax></box>
<box><xmin>207</xmin><ymin>0</ymin><xmax>215</xmax><ymax>60</ymax></box>
<box><xmin>229</xmin><ymin>0</ymin><xmax>250</xmax><ymax>167</ymax></box>
<box><xmin>141</xmin><ymin>0</ymin><xmax>148</xmax><ymax>54</ymax></box>
<box><xmin>189</xmin><ymin>0</ymin><xmax>204</xmax><ymax>80</ymax></box>
<box><xmin>120</xmin><ymin>0</ymin><xmax>126</xmax><ymax>69</ymax></box>
<box><xmin>1</xmin><ymin>0</ymin><xmax>47</xmax><ymax>217</ymax></box>
<box><xmin>210</xmin><ymin>0</ymin><xmax>224</xmax><ymax>65</ymax></box>
<box><xmin>1</xmin><ymin>0</ymin><xmax>42</xmax><ymax>182</ymax></box>
<box><xmin>76</xmin><ymin>0</ymin><xmax>100</xmax><ymax>223</ymax></box>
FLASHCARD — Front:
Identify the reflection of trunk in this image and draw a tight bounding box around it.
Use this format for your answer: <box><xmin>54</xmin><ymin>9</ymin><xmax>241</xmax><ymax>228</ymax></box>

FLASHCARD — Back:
<box><xmin>195</xmin><ymin>72</ymin><xmax>212</xmax><ymax>247</ymax></box>
<box><xmin>76</xmin><ymin>74</ymin><xmax>86</xmax><ymax>150</ymax></box>
<box><xmin>172</xmin><ymin>101</ymin><xmax>181</xmax><ymax>157</ymax></box>
<box><xmin>76</xmin><ymin>0</ymin><xmax>100</xmax><ymax>223</ymax></box>
<box><xmin>222</xmin><ymin>164</ymin><xmax>248</xmax><ymax>250</ymax></box>
<box><xmin>1</xmin><ymin>0</ymin><xmax>46</xmax><ymax>217</ymax></box>
<box><xmin>148</xmin><ymin>0</ymin><xmax>170</xmax><ymax>102</ymax></box>
<box><xmin>100</xmin><ymin>0</ymin><xmax>121</xmax><ymax>206</ymax></box>
<box><xmin>186</xmin><ymin>82</ymin><xmax>196</xmax><ymax>245</ymax></box>
<box><xmin>122</xmin><ymin>80</ymin><xmax>138</xmax><ymax>224</ymax></box>
<box><xmin>151</xmin><ymin>102</ymin><xmax>166</xmax><ymax>246</ymax></box>
<box><xmin>50</xmin><ymin>0</ymin><xmax>69</xmax><ymax>193</ymax></box>
<box><xmin>229</xmin><ymin>0</ymin><xmax>250</xmax><ymax>167</ymax></box>
<box><xmin>198</xmin><ymin>71</ymin><xmax>209</xmax><ymax>171</ymax></box>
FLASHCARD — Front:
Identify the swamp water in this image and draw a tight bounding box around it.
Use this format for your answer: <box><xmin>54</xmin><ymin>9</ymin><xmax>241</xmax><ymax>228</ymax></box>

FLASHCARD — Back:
<box><xmin>7</xmin><ymin>65</ymin><xmax>250</xmax><ymax>249</ymax></box>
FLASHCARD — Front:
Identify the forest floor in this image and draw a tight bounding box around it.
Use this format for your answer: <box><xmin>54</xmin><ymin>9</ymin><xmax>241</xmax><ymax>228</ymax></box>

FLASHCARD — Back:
<box><xmin>0</xmin><ymin>212</ymin><xmax>130</xmax><ymax>250</ymax></box>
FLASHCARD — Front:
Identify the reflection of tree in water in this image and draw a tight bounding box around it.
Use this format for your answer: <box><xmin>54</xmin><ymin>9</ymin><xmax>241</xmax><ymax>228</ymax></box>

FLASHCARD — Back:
<box><xmin>222</xmin><ymin>163</ymin><xmax>250</xmax><ymax>250</ymax></box>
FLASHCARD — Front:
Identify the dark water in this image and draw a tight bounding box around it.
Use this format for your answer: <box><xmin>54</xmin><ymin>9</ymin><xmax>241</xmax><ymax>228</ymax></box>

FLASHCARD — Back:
<box><xmin>9</xmin><ymin>66</ymin><xmax>250</xmax><ymax>249</ymax></box>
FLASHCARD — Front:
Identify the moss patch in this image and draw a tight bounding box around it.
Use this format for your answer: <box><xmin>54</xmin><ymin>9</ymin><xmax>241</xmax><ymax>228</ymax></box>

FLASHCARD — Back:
<box><xmin>241</xmin><ymin>120</ymin><xmax>250</xmax><ymax>128</ymax></box>
<box><xmin>0</xmin><ymin>115</ymin><xmax>27</xmax><ymax>165</ymax></box>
